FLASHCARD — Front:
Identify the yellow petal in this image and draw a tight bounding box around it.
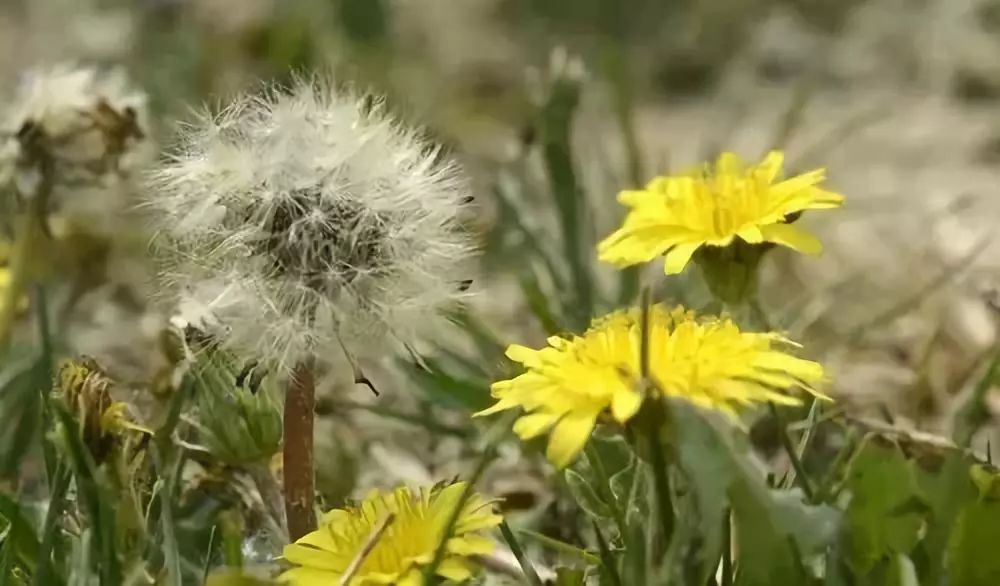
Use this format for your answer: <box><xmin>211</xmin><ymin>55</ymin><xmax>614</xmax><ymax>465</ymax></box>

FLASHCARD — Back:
<box><xmin>278</xmin><ymin>566</ymin><xmax>341</xmax><ymax>585</ymax></box>
<box><xmin>546</xmin><ymin>412</ymin><xmax>598</xmax><ymax>468</ymax></box>
<box><xmin>513</xmin><ymin>413</ymin><xmax>557</xmax><ymax>439</ymax></box>
<box><xmin>448</xmin><ymin>534</ymin><xmax>496</xmax><ymax>555</ymax></box>
<box><xmin>755</xmin><ymin>151</ymin><xmax>784</xmax><ymax>182</ymax></box>
<box><xmin>759</xmin><ymin>223</ymin><xmax>822</xmax><ymax>255</ymax></box>
<box><xmin>437</xmin><ymin>557</ymin><xmax>475</xmax><ymax>581</ymax></box>
<box><xmin>663</xmin><ymin>242</ymin><xmax>701</xmax><ymax>274</ymax></box>
<box><xmin>282</xmin><ymin>544</ymin><xmax>348</xmax><ymax>572</ymax></box>
<box><xmin>505</xmin><ymin>344</ymin><xmax>541</xmax><ymax>366</ymax></box>
<box><xmin>610</xmin><ymin>389</ymin><xmax>642</xmax><ymax>423</ymax></box>
<box><xmin>736</xmin><ymin>225</ymin><xmax>763</xmax><ymax>244</ymax></box>
<box><xmin>715</xmin><ymin>152</ymin><xmax>745</xmax><ymax>175</ymax></box>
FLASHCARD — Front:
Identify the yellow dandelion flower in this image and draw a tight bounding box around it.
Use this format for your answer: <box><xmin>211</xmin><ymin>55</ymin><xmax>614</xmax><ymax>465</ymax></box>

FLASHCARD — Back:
<box><xmin>475</xmin><ymin>305</ymin><xmax>828</xmax><ymax>468</ymax></box>
<box><xmin>280</xmin><ymin>482</ymin><xmax>502</xmax><ymax>586</ymax></box>
<box><xmin>598</xmin><ymin>151</ymin><xmax>844</xmax><ymax>274</ymax></box>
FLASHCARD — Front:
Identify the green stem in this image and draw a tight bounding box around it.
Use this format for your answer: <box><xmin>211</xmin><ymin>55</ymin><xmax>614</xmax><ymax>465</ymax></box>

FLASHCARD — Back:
<box><xmin>0</xmin><ymin>199</ymin><xmax>45</xmax><ymax>349</ymax></box>
<box><xmin>32</xmin><ymin>463</ymin><xmax>70</xmax><ymax>586</ymax></box>
<box><xmin>516</xmin><ymin>529</ymin><xmax>599</xmax><ymax>564</ymax></box>
<box><xmin>499</xmin><ymin>521</ymin><xmax>543</xmax><ymax>586</ymax></box>
<box><xmin>423</xmin><ymin>414</ymin><xmax>512</xmax><ymax>585</ymax></box>
<box><xmin>769</xmin><ymin>403</ymin><xmax>814</xmax><ymax>500</ymax></box>
<box><xmin>592</xmin><ymin>520</ymin><xmax>623</xmax><ymax>586</ymax></box>
<box><xmin>645</xmin><ymin>402</ymin><xmax>674</xmax><ymax>555</ymax></box>
<box><xmin>954</xmin><ymin>344</ymin><xmax>1000</xmax><ymax>447</ymax></box>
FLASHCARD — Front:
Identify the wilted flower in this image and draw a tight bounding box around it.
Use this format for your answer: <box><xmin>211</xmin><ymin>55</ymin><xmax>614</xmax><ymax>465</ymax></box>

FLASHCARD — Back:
<box><xmin>144</xmin><ymin>79</ymin><xmax>474</xmax><ymax>372</ymax></box>
<box><xmin>280</xmin><ymin>482</ymin><xmax>501</xmax><ymax>585</ymax></box>
<box><xmin>476</xmin><ymin>304</ymin><xmax>828</xmax><ymax>467</ymax></box>
<box><xmin>597</xmin><ymin>151</ymin><xmax>844</xmax><ymax>275</ymax></box>
<box><xmin>57</xmin><ymin>357</ymin><xmax>151</xmax><ymax>462</ymax></box>
<box><xmin>0</xmin><ymin>64</ymin><xmax>149</xmax><ymax>235</ymax></box>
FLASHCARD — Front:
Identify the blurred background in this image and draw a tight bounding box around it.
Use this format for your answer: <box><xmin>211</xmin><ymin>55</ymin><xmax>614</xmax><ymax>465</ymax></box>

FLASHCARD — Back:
<box><xmin>5</xmin><ymin>0</ymin><xmax>1000</xmax><ymax>533</ymax></box>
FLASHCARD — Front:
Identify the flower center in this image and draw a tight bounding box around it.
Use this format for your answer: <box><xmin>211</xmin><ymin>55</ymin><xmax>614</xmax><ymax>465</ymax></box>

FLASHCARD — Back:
<box><xmin>256</xmin><ymin>188</ymin><xmax>392</xmax><ymax>294</ymax></box>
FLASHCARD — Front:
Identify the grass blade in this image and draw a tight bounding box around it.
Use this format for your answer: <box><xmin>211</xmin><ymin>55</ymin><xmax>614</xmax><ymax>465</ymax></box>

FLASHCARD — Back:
<box><xmin>498</xmin><ymin>521</ymin><xmax>543</xmax><ymax>586</ymax></box>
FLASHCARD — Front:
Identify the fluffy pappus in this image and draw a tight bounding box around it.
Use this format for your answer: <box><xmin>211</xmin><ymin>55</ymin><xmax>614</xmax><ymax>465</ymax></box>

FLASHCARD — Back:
<box><xmin>0</xmin><ymin>64</ymin><xmax>150</xmax><ymax>233</ymax></box>
<box><xmin>144</xmin><ymin>78</ymin><xmax>476</xmax><ymax>372</ymax></box>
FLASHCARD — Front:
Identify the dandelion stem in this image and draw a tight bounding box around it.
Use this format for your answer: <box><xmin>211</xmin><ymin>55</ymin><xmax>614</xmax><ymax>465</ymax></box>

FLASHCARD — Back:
<box><xmin>637</xmin><ymin>287</ymin><xmax>674</xmax><ymax>555</ymax></box>
<box><xmin>339</xmin><ymin>513</ymin><xmax>396</xmax><ymax>586</ymax></box>
<box><xmin>283</xmin><ymin>359</ymin><xmax>317</xmax><ymax>540</ymax></box>
<box><xmin>0</xmin><ymin>197</ymin><xmax>46</xmax><ymax>349</ymax></box>
<box><xmin>644</xmin><ymin>399</ymin><xmax>675</xmax><ymax>556</ymax></box>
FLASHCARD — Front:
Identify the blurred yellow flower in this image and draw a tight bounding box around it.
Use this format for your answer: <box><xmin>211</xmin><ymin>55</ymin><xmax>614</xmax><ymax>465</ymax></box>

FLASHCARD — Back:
<box><xmin>280</xmin><ymin>482</ymin><xmax>501</xmax><ymax>586</ymax></box>
<box><xmin>476</xmin><ymin>305</ymin><xmax>828</xmax><ymax>468</ymax></box>
<box><xmin>0</xmin><ymin>241</ymin><xmax>27</xmax><ymax>315</ymax></box>
<box><xmin>598</xmin><ymin>151</ymin><xmax>844</xmax><ymax>274</ymax></box>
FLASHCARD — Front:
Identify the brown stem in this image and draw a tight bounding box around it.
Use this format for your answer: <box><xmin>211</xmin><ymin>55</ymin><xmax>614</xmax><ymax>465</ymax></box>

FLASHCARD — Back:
<box><xmin>283</xmin><ymin>359</ymin><xmax>317</xmax><ymax>540</ymax></box>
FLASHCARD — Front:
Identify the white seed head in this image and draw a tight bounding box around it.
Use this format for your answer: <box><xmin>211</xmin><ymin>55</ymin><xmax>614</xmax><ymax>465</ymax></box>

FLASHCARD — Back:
<box><xmin>0</xmin><ymin>64</ymin><xmax>150</xmax><ymax>233</ymax></box>
<box><xmin>144</xmin><ymin>78</ymin><xmax>475</xmax><ymax>371</ymax></box>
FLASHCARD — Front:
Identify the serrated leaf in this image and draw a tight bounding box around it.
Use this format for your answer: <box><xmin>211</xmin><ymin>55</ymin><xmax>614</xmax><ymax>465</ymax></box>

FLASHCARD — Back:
<box><xmin>670</xmin><ymin>401</ymin><xmax>838</xmax><ymax>586</ymax></box>
<box><xmin>843</xmin><ymin>442</ymin><xmax>928</xmax><ymax>574</ymax></box>
<box><xmin>565</xmin><ymin>468</ymin><xmax>613</xmax><ymax>520</ymax></box>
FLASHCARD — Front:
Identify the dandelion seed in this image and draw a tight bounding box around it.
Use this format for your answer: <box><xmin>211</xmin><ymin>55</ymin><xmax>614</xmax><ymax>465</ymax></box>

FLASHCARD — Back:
<box><xmin>597</xmin><ymin>151</ymin><xmax>844</xmax><ymax>275</ymax></box>
<box><xmin>143</xmin><ymin>78</ymin><xmax>474</xmax><ymax>372</ymax></box>
<box><xmin>476</xmin><ymin>305</ymin><xmax>828</xmax><ymax>468</ymax></box>
<box><xmin>280</xmin><ymin>482</ymin><xmax>501</xmax><ymax>585</ymax></box>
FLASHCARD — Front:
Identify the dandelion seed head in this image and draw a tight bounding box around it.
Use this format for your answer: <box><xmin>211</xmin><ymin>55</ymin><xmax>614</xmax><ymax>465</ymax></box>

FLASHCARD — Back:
<box><xmin>145</xmin><ymin>78</ymin><xmax>475</xmax><ymax>371</ymax></box>
<box><xmin>0</xmin><ymin>64</ymin><xmax>150</xmax><ymax>234</ymax></box>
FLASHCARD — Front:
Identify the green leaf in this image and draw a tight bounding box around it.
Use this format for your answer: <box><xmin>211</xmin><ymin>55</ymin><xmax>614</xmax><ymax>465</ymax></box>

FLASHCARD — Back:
<box><xmin>555</xmin><ymin>567</ymin><xmax>587</xmax><ymax>586</ymax></box>
<box><xmin>945</xmin><ymin>498</ymin><xmax>1000</xmax><ymax>585</ymax></box>
<box><xmin>539</xmin><ymin>74</ymin><xmax>594</xmax><ymax>329</ymax></box>
<box><xmin>885</xmin><ymin>554</ymin><xmax>919</xmax><ymax>586</ymax></box>
<box><xmin>0</xmin><ymin>356</ymin><xmax>45</xmax><ymax>478</ymax></box>
<box><xmin>51</xmin><ymin>403</ymin><xmax>121</xmax><ymax>585</ymax></box>
<box><xmin>843</xmin><ymin>442</ymin><xmax>928</xmax><ymax>574</ymax></box>
<box><xmin>565</xmin><ymin>468</ymin><xmax>613</xmax><ymax>520</ymax></box>
<box><xmin>670</xmin><ymin>401</ymin><xmax>838</xmax><ymax>586</ymax></box>
<box><xmin>0</xmin><ymin>493</ymin><xmax>40</xmax><ymax>575</ymax></box>
<box><xmin>915</xmin><ymin>452</ymin><xmax>977</xmax><ymax>583</ymax></box>
<box><xmin>403</xmin><ymin>357</ymin><xmax>492</xmax><ymax>412</ymax></box>
<box><xmin>729</xmin><ymin>479</ymin><xmax>810</xmax><ymax>586</ymax></box>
